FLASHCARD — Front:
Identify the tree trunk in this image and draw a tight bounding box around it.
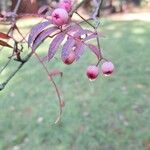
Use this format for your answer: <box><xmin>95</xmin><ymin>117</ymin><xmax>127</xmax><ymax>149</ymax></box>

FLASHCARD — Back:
<box><xmin>11</xmin><ymin>0</ymin><xmax>38</xmax><ymax>14</ymax></box>
<box><xmin>132</xmin><ymin>0</ymin><xmax>141</xmax><ymax>5</ymax></box>
<box><xmin>0</xmin><ymin>1</ymin><xmax>7</xmax><ymax>12</ymax></box>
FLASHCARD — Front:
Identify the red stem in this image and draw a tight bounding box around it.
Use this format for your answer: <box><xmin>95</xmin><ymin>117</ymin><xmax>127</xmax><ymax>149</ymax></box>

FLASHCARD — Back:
<box><xmin>34</xmin><ymin>52</ymin><xmax>63</xmax><ymax>124</ymax></box>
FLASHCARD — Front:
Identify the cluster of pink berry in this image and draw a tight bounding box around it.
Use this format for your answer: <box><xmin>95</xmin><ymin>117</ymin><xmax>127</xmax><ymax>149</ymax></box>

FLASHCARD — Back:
<box><xmin>51</xmin><ymin>1</ymin><xmax>77</xmax><ymax>64</ymax></box>
<box><xmin>51</xmin><ymin>0</ymin><xmax>114</xmax><ymax>80</ymax></box>
<box><xmin>50</xmin><ymin>1</ymin><xmax>75</xmax><ymax>65</ymax></box>
<box><xmin>86</xmin><ymin>61</ymin><xmax>114</xmax><ymax>80</ymax></box>
<box><xmin>30</xmin><ymin>0</ymin><xmax>115</xmax><ymax>81</ymax></box>
<box><xmin>51</xmin><ymin>0</ymin><xmax>72</xmax><ymax>26</ymax></box>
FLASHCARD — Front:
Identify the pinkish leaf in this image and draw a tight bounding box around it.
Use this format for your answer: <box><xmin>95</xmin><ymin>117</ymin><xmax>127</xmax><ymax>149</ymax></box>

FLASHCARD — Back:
<box><xmin>28</xmin><ymin>21</ymin><xmax>51</xmax><ymax>47</ymax></box>
<box><xmin>61</xmin><ymin>38</ymin><xmax>75</xmax><ymax>61</ymax></box>
<box><xmin>84</xmin><ymin>33</ymin><xmax>98</xmax><ymax>41</ymax></box>
<box><xmin>74</xmin><ymin>29</ymin><xmax>93</xmax><ymax>37</ymax></box>
<box><xmin>5</xmin><ymin>12</ymin><xmax>17</xmax><ymax>18</ymax></box>
<box><xmin>66</xmin><ymin>24</ymin><xmax>83</xmax><ymax>38</ymax></box>
<box><xmin>80</xmin><ymin>29</ymin><xmax>93</xmax><ymax>35</ymax></box>
<box><xmin>84</xmin><ymin>32</ymin><xmax>105</xmax><ymax>41</ymax></box>
<box><xmin>48</xmin><ymin>33</ymin><xmax>65</xmax><ymax>61</ymax></box>
<box><xmin>74</xmin><ymin>42</ymin><xmax>85</xmax><ymax>60</ymax></box>
<box><xmin>32</xmin><ymin>26</ymin><xmax>58</xmax><ymax>51</ymax></box>
<box><xmin>0</xmin><ymin>32</ymin><xmax>11</xmax><ymax>39</ymax></box>
<box><xmin>45</xmin><ymin>10</ymin><xmax>52</xmax><ymax>17</ymax></box>
<box><xmin>88</xmin><ymin>44</ymin><xmax>101</xmax><ymax>59</ymax></box>
<box><xmin>0</xmin><ymin>40</ymin><xmax>12</xmax><ymax>48</ymax></box>
<box><xmin>66</xmin><ymin>24</ymin><xmax>82</xmax><ymax>33</ymax></box>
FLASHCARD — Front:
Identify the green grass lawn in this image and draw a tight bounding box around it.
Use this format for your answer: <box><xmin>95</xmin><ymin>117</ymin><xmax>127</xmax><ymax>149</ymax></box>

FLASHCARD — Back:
<box><xmin>0</xmin><ymin>19</ymin><xmax>150</xmax><ymax>150</ymax></box>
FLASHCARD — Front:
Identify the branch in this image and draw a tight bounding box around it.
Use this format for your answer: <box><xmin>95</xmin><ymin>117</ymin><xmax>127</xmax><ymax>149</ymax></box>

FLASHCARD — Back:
<box><xmin>92</xmin><ymin>0</ymin><xmax>105</xmax><ymax>65</ymax></box>
<box><xmin>13</xmin><ymin>0</ymin><xmax>22</xmax><ymax>14</ymax></box>
<box><xmin>0</xmin><ymin>52</ymin><xmax>33</xmax><ymax>91</ymax></box>
<box><xmin>0</xmin><ymin>16</ymin><xmax>45</xmax><ymax>91</ymax></box>
<box><xmin>0</xmin><ymin>58</ymin><xmax>12</xmax><ymax>74</ymax></box>
<box><xmin>75</xmin><ymin>11</ymin><xmax>95</xmax><ymax>28</ymax></box>
<box><xmin>93</xmin><ymin>0</ymin><xmax>104</xmax><ymax>19</ymax></box>
<box><xmin>34</xmin><ymin>52</ymin><xmax>63</xmax><ymax>124</ymax></box>
<box><xmin>70</xmin><ymin>0</ymin><xmax>86</xmax><ymax>16</ymax></box>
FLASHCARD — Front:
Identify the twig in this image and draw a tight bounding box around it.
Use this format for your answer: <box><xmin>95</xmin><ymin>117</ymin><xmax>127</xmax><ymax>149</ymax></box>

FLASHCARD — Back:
<box><xmin>0</xmin><ymin>0</ymin><xmax>22</xmax><ymax>53</ymax></box>
<box><xmin>34</xmin><ymin>52</ymin><xmax>63</xmax><ymax>124</ymax></box>
<box><xmin>70</xmin><ymin>0</ymin><xmax>86</xmax><ymax>17</ymax></box>
<box><xmin>92</xmin><ymin>0</ymin><xmax>105</xmax><ymax>65</ymax></box>
<box><xmin>0</xmin><ymin>51</ymin><xmax>33</xmax><ymax>91</ymax></box>
<box><xmin>0</xmin><ymin>28</ymin><xmax>13</xmax><ymax>52</ymax></box>
<box><xmin>74</xmin><ymin>13</ymin><xmax>104</xmax><ymax>65</ymax></box>
<box><xmin>13</xmin><ymin>0</ymin><xmax>22</xmax><ymax>14</ymax></box>
<box><xmin>93</xmin><ymin>0</ymin><xmax>104</xmax><ymax>19</ymax></box>
<box><xmin>96</xmin><ymin>36</ymin><xmax>103</xmax><ymax>66</ymax></box>
<box><xmin>75</xmin><ymin>11</ymin><xmax>95</xmax><ymax>29</ymax></box>
<box><xmin>0</xmin><ymin>15</ymin><xmax>46</xmax><ymax>91</ymax></box>
<box><xmin>97</xmin><ymin>0</ymin><xmax>104</xmax><ymax>17</ymax></box>
<box><xmin>0</xmin><ymin>59</ymin><xmax>12</xmax><ymax>74</ymax></box>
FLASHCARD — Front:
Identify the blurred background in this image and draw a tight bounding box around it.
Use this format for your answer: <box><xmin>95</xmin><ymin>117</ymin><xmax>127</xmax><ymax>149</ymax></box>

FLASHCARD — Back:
<box><xmin>0</xmin><ymin>0</ymin><xmax>150</xmax><ymax>150</ymax></box>
<box><xmin>0</xmin><ymin>0</ymin><xmax>150</xmax><ymax>14</ymax></box>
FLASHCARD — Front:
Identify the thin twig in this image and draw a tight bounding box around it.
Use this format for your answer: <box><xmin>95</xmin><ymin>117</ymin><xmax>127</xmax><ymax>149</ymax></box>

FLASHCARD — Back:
<box><xmin>13</xmin><ymin>0</ymin><xmax>22</xmax><ymax>14</ymax></box>
<box><xmin>74</xmin><ymin>10</ymin><xmax>104</xmax><ymax>65</ymax></box>
<box><xmin>0</xmin><ymin>61</ymin><xmax>25</xmax><ymax>91</ymax></box>
<box><xmin>0</xmin><ymin>51</ymin><xmax>33</xmax><ymax>91</ymax></box>
<box><xmin>75</xmin><ymin>11</ymin><xmax>95</xmax><ymax>29</ymax></box>
<box><xmin>0</xmin><ymin>59</ymin><xmax>12</xmax><ymax>74</ymax></box>
<box><xmin>96</xmin><ymin>0</ymin><xmax>104</xmax><ymax>17</ymax></box>
<box><xmin>92</xmin><ymin>0</ymin><xmax>104</xmax><ymax>19</ymax></box>
<box><xmin>0</xmin><ymin>0</ymin><xmax>22</xmax><ymax>75</ymax></box>
<box><xmin>34</xmin><ymin>52</ymin><xmax>63</xmax><ymax>124</ymax></box>
<box><xmin>0</xmin><ymin>16</ymin><xmax>46</xmax><ymax>91</ymax></box>
<box><xmin>70</xmin><ymin>0</ymin><xmax>86</xmax><ymax>17</ymax></box>
<box><xmin>92</xmin><ymin>0</ymin><xmax>105</xmax><ymax>65</ymax></box>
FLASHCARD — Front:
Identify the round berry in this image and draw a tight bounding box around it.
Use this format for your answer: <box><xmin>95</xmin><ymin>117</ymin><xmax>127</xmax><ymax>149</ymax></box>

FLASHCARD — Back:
<box><xmin>101</xmin><ymin>61</ymin><xmax>114</xmax><ymax>75</ymax></box>
<box><xmin>60</xmin><ymin>0</ymin><xmax>72</xmax><ymax>4</ymax></box>
<box><xmin>59</xmin><ymin>1</ymin><xmax>72</xmax><ymax>12</ymax></box>
<box><xmin>52</xmin><ymin>8</ymin><xmax>69</xmax><ymax>26</ymax></box>
<box><xmin>63</xmin><ymin>51</ymin><xmax>76</xmax><ymax>65</ymax></box>
<box><xmin>86</xmin><ymin>65</ymin><xmax>99</xmax><ymax>80</ymax></box>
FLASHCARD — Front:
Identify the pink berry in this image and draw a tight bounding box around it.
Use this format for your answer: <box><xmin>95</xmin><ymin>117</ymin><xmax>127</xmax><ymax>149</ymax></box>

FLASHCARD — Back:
<box><xmin>52</xmin><ymin>8</ymin><xmax>69</xmax><ymax>26</ymax></box>
<box><xmin>86</xmin><ymin>65</ymin><xmax>99</xmax><ymax>80</ymax></box>
<box><xmin>60</xmin><ymin>0</ymin><xmax>72</xmax><ymax>4</ymax></box>
<box><xmin>59</xmin><ymin>1</ymin><xmax>72</xmax><ymax>12</ymax></box>
<box><xmin>101</xmin><ymin>61</ymin><xmax>114</xmax><ymax>75</ymax></box>
<box><xmin>63</xmin><ymin>51</ymin><xmax>76</xmax><ymax>65</ymax></box>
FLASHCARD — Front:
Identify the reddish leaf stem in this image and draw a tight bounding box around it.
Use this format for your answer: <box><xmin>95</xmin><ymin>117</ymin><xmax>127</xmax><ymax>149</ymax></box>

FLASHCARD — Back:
<box><xmin>34</xmin><ymin>52</ymin><xmax>63</xmax><ymax>124</ymax></box>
